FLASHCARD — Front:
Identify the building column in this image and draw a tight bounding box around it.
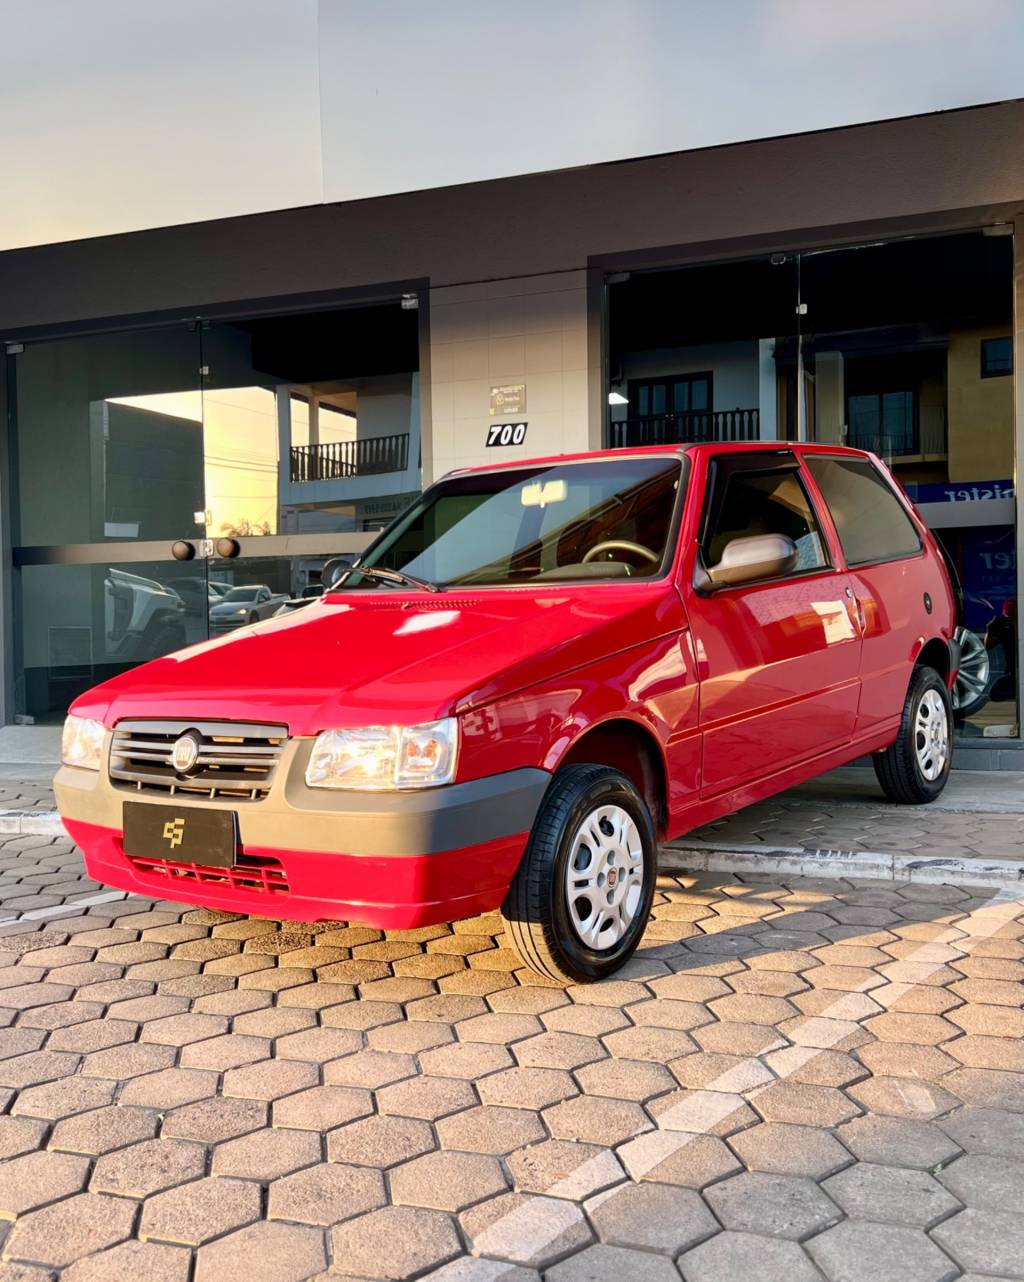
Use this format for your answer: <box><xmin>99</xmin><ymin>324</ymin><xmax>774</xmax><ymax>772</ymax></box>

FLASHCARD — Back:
<box><xmin>427</xmin><ymin>271</ymin><xmax>593</xmax><ymax>484</ymax></box>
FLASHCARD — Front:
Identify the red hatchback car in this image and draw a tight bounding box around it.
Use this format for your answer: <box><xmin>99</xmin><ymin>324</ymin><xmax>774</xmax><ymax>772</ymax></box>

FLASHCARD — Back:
<box><xmin>56</xmin><ymin>444</ymin><xmax>959</xmax><ymax>982</ymax></box>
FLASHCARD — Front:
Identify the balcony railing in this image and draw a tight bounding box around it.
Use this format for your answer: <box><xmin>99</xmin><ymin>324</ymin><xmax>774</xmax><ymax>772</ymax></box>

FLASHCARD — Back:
<box><xmin>609</xmin><ymin>409</ymin><xmax>760</xmax><ymax>449</ymax></box>
<box><xmin>290</xmin><ymin>434</ymin><xmax>410</xmax><ymax>483</ymax></box>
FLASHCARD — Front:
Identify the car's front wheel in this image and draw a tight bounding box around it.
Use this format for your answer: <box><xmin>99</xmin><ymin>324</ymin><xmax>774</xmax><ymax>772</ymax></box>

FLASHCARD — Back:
<box><xmin>873</xmin><ymin>665</ymin><xmax>953</xmax><ymax>804</ymax></box>
<box><xmin>501</xmin><ymin>764</ymin><xmax>657</xmax><ymax>983</ymax></box>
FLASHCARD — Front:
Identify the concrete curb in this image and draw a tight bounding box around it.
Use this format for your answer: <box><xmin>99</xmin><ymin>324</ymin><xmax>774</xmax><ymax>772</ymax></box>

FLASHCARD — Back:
<box><xmin>663</xmin><ymin>842</ymin><xmax>1024</xmax><ymax>888</ymax></box>
<box><xmin>0</xmin><ymin>809</ymin><xmax>65</xmax><ymax>837</ymax></box>
<box><xmin>6</xmin><ymin>807</ymin><xmax>1022</xmax><ymax>890</ymax></box>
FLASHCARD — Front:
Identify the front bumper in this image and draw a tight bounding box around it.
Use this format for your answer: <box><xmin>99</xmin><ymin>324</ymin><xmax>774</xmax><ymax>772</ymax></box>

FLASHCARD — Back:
<box><xmin>55</xmin><ymin>738</ymin><xmax>550</xmax><ymax>926</ymax></box>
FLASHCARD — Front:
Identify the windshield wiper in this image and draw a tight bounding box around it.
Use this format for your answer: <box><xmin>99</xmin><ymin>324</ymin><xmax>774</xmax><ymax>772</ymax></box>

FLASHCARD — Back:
<box><xmin>338</xmin><ymin>565</ymin><xmax>443</xmax><ymax>594</ymax></box>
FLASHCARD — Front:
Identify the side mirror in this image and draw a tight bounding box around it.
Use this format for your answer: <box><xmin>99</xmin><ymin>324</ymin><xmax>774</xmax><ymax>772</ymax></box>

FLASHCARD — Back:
<box><xmin>322</xmin><ymin>555</ymin><xmax>358</xmax><ymax>589</ymax></box>
<box><xmin>704</xmin><ymin>533</ymin><xmax>798</xmax><ymax>588</ymax></box>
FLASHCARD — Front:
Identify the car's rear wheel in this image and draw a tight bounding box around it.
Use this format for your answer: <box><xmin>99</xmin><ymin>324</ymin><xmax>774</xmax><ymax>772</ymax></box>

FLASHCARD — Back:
<box><xmin>873</xmin><ymin>665</ymin><xmax>953</xmax><ymax>804</ymax></box>
<box><xmin>501</xmin><ymin>763</ymin><xmax>657</xmax><ymax>983</ymax></box>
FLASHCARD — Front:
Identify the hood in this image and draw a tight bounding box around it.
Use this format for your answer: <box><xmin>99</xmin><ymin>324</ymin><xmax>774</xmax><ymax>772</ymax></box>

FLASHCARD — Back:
<box><xmin>72</xmin><ymin>585</ymin><xmax>685</xmax><ymax>737</ymax></box>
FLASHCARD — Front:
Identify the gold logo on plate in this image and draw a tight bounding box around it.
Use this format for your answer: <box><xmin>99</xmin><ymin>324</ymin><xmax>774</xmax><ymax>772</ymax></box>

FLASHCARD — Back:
<box><xmin>163</xmin><ymin>818</ymin><xmax>186</xmax><ymax>850</ymax></box>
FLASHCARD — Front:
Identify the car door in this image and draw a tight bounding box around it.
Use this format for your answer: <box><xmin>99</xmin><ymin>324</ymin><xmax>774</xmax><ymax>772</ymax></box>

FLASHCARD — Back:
<box><xmin>683</xmin><ymin>449</ymin><xmax>862</xmax><ymax>799</ymax></box>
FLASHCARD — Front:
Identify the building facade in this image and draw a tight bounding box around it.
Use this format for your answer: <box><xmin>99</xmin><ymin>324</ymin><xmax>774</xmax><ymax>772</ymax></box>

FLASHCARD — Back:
<box><xmin>0</xmin><ymin>99</ymin><xmax>1022</xmax><ymax>764</ymax></box>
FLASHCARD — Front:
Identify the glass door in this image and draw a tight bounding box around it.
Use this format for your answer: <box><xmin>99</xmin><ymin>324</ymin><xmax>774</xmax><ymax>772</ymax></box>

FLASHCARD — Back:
<box><xmin>799</xmin><ymin>230</ymin><xmax>1018</xmax><ymax>739</ymax></box>
<box><xmin>9</xmin><ymin>323</ymin><xmax>209</xmax><ymax>721</ymax></box>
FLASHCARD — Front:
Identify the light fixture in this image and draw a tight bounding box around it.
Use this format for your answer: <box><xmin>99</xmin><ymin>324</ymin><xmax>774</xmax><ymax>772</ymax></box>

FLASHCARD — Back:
<box><xmin>608</xmin><ymin>389</ymin><xmax>629</xmax><ymax>406</ymax></box>
<box><xmin>400</xmin><ymin>293</ymin><xmax>420</xmax><ymax>310</ymax></box>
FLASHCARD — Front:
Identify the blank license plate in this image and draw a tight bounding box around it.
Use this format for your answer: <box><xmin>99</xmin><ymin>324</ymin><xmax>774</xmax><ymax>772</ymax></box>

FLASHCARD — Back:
<box><xmin>123</xmin><ymin>802</ymin><xmax>237</xmax><ymax>868</ymax></box>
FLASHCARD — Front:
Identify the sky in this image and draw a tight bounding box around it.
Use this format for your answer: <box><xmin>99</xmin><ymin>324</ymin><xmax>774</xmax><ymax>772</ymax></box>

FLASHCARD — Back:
<box><xmin>1</xmin><ymin>0</ymin><xmax>1022</xmax><ymax>250</ymax></box>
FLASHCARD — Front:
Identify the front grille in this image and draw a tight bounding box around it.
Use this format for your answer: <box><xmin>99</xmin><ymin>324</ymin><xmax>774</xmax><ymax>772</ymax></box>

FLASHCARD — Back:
<box><xmin>126</xmin><ymin>850</ymin><xmax>289</xmax><ymax>895</ymax></box>
<box><xmin>110</xmin><ymin>720</ymin><xmax>287</xmax><ymax>801</ymax></box>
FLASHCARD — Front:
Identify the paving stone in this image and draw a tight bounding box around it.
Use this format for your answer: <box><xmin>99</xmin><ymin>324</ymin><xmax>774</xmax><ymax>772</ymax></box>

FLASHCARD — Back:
<box><xmin>11</xmin><ymin>1076</ymin><xmax>116</xmax><ymax>1120</ymax></box>
<box><xmin>460</xmin><ymin>1191</ymin><xmax>592</xmax><ymax>1268</ymax></box>
<box><xmin>936</xmin><ymin>1152</ymin><xmax>1024</xmax><ymax>1214</ymax></box>
<box><xmin>730</xmin><ymin>1121</ymin><xmax>852</xmax><ymax>1178</ymax></box>
<box><xmin>0</xmin><ymin>1050</ymin><xmax>79</xmax><ymax>1089</ymax></box>
<box><xmin>118</xmin><ymin>1066</ymin><xmax>219</xmax><ymax>1109</ymax></box>
<box><xmin>543</xmin><ymin>1096</ymin><xmax>651</xmax><ymax>1146</ymax></box>
<box><xmin>946</xmin><ymin>1033</ymin><xmax>1024</xmax><ymax>1071</ymax></box>
<box><xmin>327</xmin><ymin>1114</ymin><xmax>435</xmax><ymax>1168</ymax></box>
<box><xmin>506</xmin><ymin>1139</ymin><xmax>625</xmax><ymax>1198</ymax></box>
<box><xmin>194</xmin><ymin>1220</ymin><xmax>327</xmax><ymax>1282</ymax></box>
<box><xmin>272</xmin><ymin>1085</ymin><xmax>373</xmax><ymax>1130</ymax></box>
<box><xmin>90</xmin><ymin>1136</ymin><xmax>205</xmax><ymax>1197</ymax></box>
<box><xmin>332</xmin><ymin>1205</ymin><xmax>460</xmax><ymax>1279</ymax></box>
<box><xmin>626</xmin><ymin>1130</ymin><xmax>742</xmax><ymax>1188</ymax></box>
<box><xmin>160</xmin><ymin>1095</ymin><xmax>267</xmax><ymax>1143</ymax></box>
<box><xmin>931</xmin><ymin>1207</ymin><xmax>1024</xmax><ymax>1277</ymax></box>
<box><xmin>855</xmin><ymin>1041</ymin><xmax>958</xmax><ymax>1081</ymax></box>
<box><xmin>548</xmin><ymin>1243</ymin><xmax>680</xmax><ymax>1282</ymax></box>
<box><xmin>0</xmin><ymin>1149</ymin><xmax>89</xmax><ymax>1217</ymax></box>
<box><xmin>61</xmin><ymin>1239</ymin><xmax>191</xmax><ymax>1282</ymax></box>
<box><xmin>477</xmin><ymin>1065</ymin><xmax>577</xmax><ymax>1109</ymax></box>
<box><xmin>324</xmin><ymin>1049</ymin><xmax>418</xmax><ymax>1088</ymax></box>
<box><xmin>823</xmin><ymin>1162</ymin><xmax>961</xmax><ymax>1227</ymax></box>
<box><xmin>3</xmin><ymin>1192</ymin><xmax>136</xmax><ymax>1268</ymax></box>
<box><xmin>436</xmin><ymin>1105</ymin><xmax>545</xmax><ymax>1155</ymax></box>
<box><xmin>806</xmin><ymin>1219</ymin><xmax>958</xmax><ymax>1282</ymax></box>
<box><xmin>575</xmin><ymin>1057</ymin><xmax>675</xmax><ymax>1102</ymax></box>
<box><xmin>267</xmin><ymin>1161</ymin><xmax>386</xmax><ymax>1225</ymax></box>
<box><xmin>836</xmin><ymin>1115</ymin><xmax>960</xmax><ymax>1170</ymax></box>
<box><xmin>0</xmin><ymin>1115</ymin><xmax>47</xmax><ymax>1161</ymax></box>
<box><xmin>670</xmin><ymin>1051</ymin><xmax>773</xmax><ymax>1094</ymax></box>
<box><xmin>751</xmin><ymin>1081</ymin><xmax>860</xmax><ymax>1127</ymax></box>
<box><xmin>46</xmin><ymin>1018</ymin><xmax>137</xmax><ymax>1054</ymax></box>
<box><xmin>679</xmin><ymin>1231</ymin><xmax>823</xmax><ymax>1282</ymax></box>
<box><xmin>704</xmin><ymin>1169</ymin><xmax>841</xmax><ymax>1239</ymax></box>
<box><xmin>212</xmin><ymin>1127</ymin><xmax>321</xmax><ymax>1180</ymax></box>
<box><xmin>692</xmin><ymin>1020</ymin><xmax>786</xmax><ymax>1056</ymax></box>
<box><xmin>950</xmin><ymin>978</ymin><xmax>1023</xmax><ymax>1007</ymax></box>
<box><xmin>80</xmin><ymin>1043</ymin><xmax>176</xmax><ymax>1080</ymax></box>
<box><xmin>367</xmin><ymin>1020</ymin><xmax>453</xmax><ymax>1054</ymax></box>
<box><xmin>377</xmin><ymin>1075</ymin><xmax>477</xmax><ymax>1121</ymax></box>
<box><xmin>50</xmin><ymin>1104</ymin><xmax>159</xmax><ymax>1155</ymax></box>
<box><xmin>139</xmin><ymin>1012</ymin><xmax>228</xmax><ymax>1046</ymax></box>
<box><xmin>589</xmin><ymin>1180</ymin><xmax>717</xmax><ymax>1254</ymax></box>
<box><xmin>647</xmin><ymin>1089</ymin><xmax>757</xmax><ymax>1137</ymax></box>
<box><xmin>391</xmin><ymin>1150</ymin><xmax>508</xmax><ymax>1211</ymax></box>
<box><xmin>863</xmin><ymin>1012</ymin><xmax>959</xmax><ymax>1045</ymax></box>
<box><xmin>626</xmin><ymin>998</ymin><xmax>714</xmax><ymax>1030</ymax></box>
<box><xmin>513</xmin><ymin>1032</ymin><xmax>606</xmax><ymax>1070</ymax></box>
<box><xmin>222</xmin><ymin>1057</ymin><xmax>319</xmax><ymax>1100</ymax></box>
<box><xmin>765</xmin><ymin>1045</ymin><xmax>866</xmax><ymax>1087</ymax></box>
<box><xmin>943</xmin><ymin>1066</ymin><xmax>1024</xmax><ymax>1111</ymax></box>
<box><xmin>939</xmin><ymin>1106</ymin><xmax>1024</xmax><ymax>1158</ymax></box>
<box><xmin>140</xmin><ymin>1176</ymin><xmax>261</xmax><ymax>1245</ymax></box>
<box><xmin>418</xmin><ymin>1041</ymin><xmax>513</xmax><ymax>1082</ymax></box>
<box><xmin>846</xmin><ymin>1076</ymin><xmax>958</xmax><ymax>1121</ymax></box>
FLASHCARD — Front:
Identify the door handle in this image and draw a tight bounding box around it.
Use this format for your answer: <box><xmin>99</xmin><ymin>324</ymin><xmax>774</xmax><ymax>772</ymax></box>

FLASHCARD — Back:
<box><xmin>845</xmin><ymin>586</ymin><xmax>866</xmax><ymax>632</ymax></box>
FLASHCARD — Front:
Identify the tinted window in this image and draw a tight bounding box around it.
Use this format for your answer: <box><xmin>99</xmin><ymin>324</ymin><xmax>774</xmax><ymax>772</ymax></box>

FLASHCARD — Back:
<box><xmin>704</xmin><ymin>465</ymin><xmax>828</xmax><ymax>575</ymax></box>
<box><xmin>805</xmin><ymin>456</ymin><xmax>922</xmax><ymax>567</ymax></box>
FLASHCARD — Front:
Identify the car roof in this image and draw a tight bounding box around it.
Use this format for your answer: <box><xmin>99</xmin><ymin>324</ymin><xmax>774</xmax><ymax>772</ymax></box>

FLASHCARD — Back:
<box><xmin>450</xmin><ymin>441</ymin><xmax>875</xmax><ymax>476</ymax></box>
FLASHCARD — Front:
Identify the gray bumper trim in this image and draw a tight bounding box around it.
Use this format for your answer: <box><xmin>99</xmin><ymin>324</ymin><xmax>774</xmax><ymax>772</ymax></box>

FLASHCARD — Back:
<box><xmin>280</xmin><ymin>765</ymin><xmax>552</xmax><ymax>857</ymax></box>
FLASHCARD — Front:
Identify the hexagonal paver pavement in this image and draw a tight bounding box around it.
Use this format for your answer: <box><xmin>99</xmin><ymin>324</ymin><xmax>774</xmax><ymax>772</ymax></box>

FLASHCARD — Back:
<box><xmin>2</xmin><ymin>830</ymin><xmax>1024</xmax><ymax>1280</ymax></box>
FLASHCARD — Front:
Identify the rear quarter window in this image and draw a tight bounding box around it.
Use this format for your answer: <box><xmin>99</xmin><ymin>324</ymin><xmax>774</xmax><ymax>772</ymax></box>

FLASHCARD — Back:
<box><xmin>804</xmin><ymin>455</ymin><xmax>922</xmax><ymax>567</ymax></box>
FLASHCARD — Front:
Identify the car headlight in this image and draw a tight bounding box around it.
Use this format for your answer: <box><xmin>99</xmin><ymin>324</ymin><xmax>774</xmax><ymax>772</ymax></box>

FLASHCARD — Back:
<box><xmin>61</xmin><ymin>715</ymin><xmax>106</xmax><ymax>771</ymax></box>
<box><xmin>305</xmin><ymin>718</ymin><xmax>458</xmax><ymax>790</ymax></box>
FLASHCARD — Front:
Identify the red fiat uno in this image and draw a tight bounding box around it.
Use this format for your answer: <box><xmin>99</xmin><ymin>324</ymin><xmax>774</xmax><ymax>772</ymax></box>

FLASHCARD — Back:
<box><xmin>56</xmin><ymin>444</ymin><xmax>959</xmax><ymax>981</ymax></box>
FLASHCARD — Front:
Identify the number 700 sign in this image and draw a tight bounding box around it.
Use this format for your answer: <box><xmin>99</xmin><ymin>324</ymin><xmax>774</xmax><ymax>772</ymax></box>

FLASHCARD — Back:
<box><xmin>486</xmin><ymin>422</ymin><xmax>528</xmax><ymax>447</ymax></box>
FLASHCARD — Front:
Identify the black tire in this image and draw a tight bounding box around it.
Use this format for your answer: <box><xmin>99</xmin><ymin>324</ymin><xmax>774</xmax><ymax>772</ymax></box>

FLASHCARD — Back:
<box><xmin>248</xmin><ymin>612</ymin><xmax>259</xmax><ymax>625</ymax></box>
<box><xmin>501</xmin><ymin>763</ymin><xmax>658</xmax><ymax>984</ymax></box>
<box><xmin>873</xmin><ymin>665</ymin><xmax>953</xmax><ymax>804</ymax></box>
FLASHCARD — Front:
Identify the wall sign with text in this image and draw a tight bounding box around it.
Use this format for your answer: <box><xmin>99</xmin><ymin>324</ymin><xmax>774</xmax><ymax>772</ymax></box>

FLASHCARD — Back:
<box><xmin>490</xmin><ymin>384</ymin><xmax>526</xmax><ymax>416</ymax></box>
<box><xmin>486</xmin><ymin>422</ymin><xmax>528</xmax><ymax>447</ymax></box>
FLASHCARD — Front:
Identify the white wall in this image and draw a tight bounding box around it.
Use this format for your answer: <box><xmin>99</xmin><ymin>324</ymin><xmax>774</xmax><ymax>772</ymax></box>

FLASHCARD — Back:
<box><xmin>429</xmin><ymin>273</ymin><xmax>590</xmax><ymax>482</ymax></box>
<box><xmin>2</xmin><ymin>0</ymin><xmax>1022</xmax><ymax>252</ymax></box>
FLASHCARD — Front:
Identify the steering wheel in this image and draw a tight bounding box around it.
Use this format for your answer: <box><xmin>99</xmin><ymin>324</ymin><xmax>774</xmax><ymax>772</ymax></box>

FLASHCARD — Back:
<box><xmin>582</xmin><ymin>540</ymin><xmax>659</xmax><ymax>566</ymax></box>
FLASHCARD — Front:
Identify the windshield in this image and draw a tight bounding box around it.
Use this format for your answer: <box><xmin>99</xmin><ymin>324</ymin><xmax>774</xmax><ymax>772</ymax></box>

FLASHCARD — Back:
<box><xmin>346</xmin><ymin>456</ymin><xmax>682</xmax><ymax>589</ymax></box>
<box><xmin>223</xmin><ymin>587</ymin><xmax>259</xmax><ymax>602</ymax></box>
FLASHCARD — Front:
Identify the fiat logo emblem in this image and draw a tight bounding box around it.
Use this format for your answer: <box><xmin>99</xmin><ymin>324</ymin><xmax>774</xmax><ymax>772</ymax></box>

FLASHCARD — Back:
<box><xmin>171</xmin><ymin>732</ymin><xmax>201</xmax><ymax>774</ymax></box>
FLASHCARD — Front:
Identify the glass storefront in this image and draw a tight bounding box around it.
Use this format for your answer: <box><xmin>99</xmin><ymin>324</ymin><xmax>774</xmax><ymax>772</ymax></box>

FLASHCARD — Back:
<box><xmin>7</xmin><ymin>300</ymin><xmax>421</xmax><ymax>720</ymax></box>
<box><xmin>608</xmin><ymin>229</ymin><xmax>1018</xmax><ymax>740</ymax></box>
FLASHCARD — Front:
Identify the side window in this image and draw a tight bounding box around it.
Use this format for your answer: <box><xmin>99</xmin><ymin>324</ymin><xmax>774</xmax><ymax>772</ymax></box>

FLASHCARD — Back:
<box><xmin>703</xmin><ymin>464</ymin><xmax>829</xmax><ymax>576</ymax></box>
<box><xmin>804</xmin><ymin>455</ymin><xmax>922</xmax><ymax>567</ymax></box>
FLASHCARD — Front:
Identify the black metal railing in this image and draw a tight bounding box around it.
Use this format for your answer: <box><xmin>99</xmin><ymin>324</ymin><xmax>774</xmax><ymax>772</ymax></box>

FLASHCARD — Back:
<box><xmin>608</xmin><ymin>409</ymin><xmax>760</xmax><ymax>449</ymax></box>
<box><xmin>290</xmin><ymin>434</ymin><xmax>410</xmax><ymax>483</ymax></box>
